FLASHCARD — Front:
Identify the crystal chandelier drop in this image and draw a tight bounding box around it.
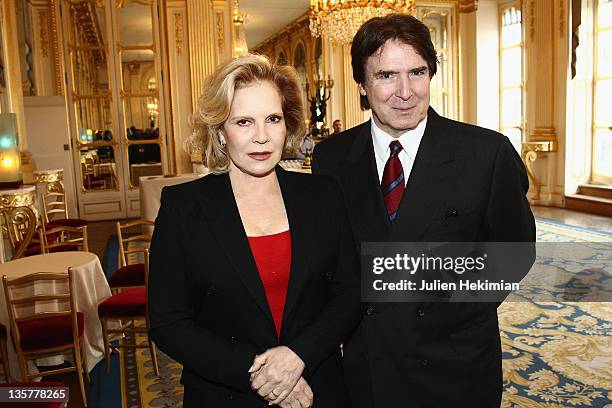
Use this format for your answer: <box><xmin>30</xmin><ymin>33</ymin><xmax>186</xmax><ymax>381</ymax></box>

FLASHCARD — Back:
<box><xmin>309</xmin><ymin>0</ymin><xmax>416</xmax><ymax>45</ymax></box>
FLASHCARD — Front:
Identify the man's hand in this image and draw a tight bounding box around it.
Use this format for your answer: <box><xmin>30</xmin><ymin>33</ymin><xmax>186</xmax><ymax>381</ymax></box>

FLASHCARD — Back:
<box><xmin>249</xmin><ymin>346</ymin><xmax>305</xmax><ymax>404</ymax></box>
<box><xmin>278</xmin><ymin>377</ymin><xmax>313</xmax><ymax>408</ymax></box>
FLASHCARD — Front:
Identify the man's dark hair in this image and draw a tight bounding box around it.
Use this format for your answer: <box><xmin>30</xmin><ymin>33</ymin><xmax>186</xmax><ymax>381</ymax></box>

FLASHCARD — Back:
<box><xmin>351</xmin><ymin>14</ymin><xmax>438</xmax><ymax>110</ymax></box>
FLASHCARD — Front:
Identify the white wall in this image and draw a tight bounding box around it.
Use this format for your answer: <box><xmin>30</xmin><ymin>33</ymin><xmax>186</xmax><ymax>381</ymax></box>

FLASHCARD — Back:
<box><xmin>23</xmin><ymin>96</ymin><xmax>78</xmax><ymax>218</ymax></box>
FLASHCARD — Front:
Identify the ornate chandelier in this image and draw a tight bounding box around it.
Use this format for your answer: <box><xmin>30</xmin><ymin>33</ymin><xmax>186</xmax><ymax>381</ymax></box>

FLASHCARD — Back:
<box><xmin>309</xmin><ymin>0</ymin><xmax>416</xmax><ymax>44</ymax></box>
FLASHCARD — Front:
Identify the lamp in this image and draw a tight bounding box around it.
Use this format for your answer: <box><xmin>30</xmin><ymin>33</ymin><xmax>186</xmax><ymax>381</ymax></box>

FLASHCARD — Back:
<box><xmin>0</xmin><ymin>114</ymin><xmax>22</xmax><ymax>188</ymax></box>
<box><xmin>309</xmin><ymin>0</ymin><xmax>415</xmax><ymax>44</ymax></box>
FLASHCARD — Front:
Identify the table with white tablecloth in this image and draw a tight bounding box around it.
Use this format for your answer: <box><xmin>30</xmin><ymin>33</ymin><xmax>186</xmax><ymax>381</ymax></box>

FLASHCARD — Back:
<box><xmin>139</xmin><ymin>173</ymin><xmax>206</xmax><ymax>234</ymax></box>
<box><xmin>0</xmin><ymin>252</ymin><xmax>112</xmax><ymax>379</ymax></box>
<box><xmin>139</xmin><ymin>164</ymin><xmax>311</xmax><ymax>232</ymax></box>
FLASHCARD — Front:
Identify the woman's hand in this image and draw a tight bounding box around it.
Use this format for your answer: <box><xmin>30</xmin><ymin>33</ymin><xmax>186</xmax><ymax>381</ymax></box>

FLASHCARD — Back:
<box><xmin>249</xmin><ymin>346</ymin><xmax>305</xmax><ymax>404</ymax></box>
<box><xmin>278</xmin><ymin>377</ymin><xmax>313</xmax><ymax>408</ymax></box>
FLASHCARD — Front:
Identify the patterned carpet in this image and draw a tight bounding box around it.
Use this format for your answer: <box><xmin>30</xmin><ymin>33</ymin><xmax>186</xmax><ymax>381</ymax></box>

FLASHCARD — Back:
<box><xmin>499</xmin><ymin>219</ymin><xmax>611</xmax><ymax>408</ymax></box>
<box><xmin>122</xmin><ymin>218</ymin><xmax>612</xmax><ymax>407</ymax></box>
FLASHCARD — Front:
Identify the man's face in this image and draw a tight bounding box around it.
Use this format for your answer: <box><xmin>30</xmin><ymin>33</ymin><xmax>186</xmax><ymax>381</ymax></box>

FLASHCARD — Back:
<box><xmin>360</xmin><ymin>39</ymin><xmax>431</xmax><ymax>137</ymax></box>
<box><xmin>333</xmin><ymin>120</ymin><xmax>343</xmax><ymax>133</ymax></box>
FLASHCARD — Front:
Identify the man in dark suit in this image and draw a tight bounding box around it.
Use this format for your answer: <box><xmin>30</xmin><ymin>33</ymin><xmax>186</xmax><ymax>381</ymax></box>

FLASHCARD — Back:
<box><xmin>312</xmin><ymin>14</ymin><xmax>536</xmax><ymax>408</ymax></box>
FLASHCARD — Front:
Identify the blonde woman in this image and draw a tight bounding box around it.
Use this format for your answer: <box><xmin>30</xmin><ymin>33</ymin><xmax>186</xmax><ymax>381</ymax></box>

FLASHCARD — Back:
<box><xmin>148</xmin><ymin>54</ymin><xmax>361</xmax><ymax>408</ymax></box>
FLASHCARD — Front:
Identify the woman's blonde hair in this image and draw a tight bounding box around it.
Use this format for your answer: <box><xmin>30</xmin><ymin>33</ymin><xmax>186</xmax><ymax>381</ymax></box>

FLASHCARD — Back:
<box><xmin>190</xmin><ymin>54</ymin><xmax>306</xmax><ymax>173</ymax></box>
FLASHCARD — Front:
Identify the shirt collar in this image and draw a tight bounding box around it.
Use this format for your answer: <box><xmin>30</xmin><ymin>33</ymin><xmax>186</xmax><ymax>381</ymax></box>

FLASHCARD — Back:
<box><xmin>371</xmin><ymin>115</ymin><xmax>428</xmax><ymax>161</ymax></box>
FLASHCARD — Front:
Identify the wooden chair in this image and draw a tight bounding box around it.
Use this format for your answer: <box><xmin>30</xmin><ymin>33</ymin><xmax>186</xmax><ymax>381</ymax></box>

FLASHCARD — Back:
<box><xmin>98</xmin><ymin>248</ymin><xmax>159</xmax><ymax>376</ymax></box>
<box><xmin>2</xmin><ymin>269</ymin><xmax>88</xmax><ymax>406</ymax></box>
<box><xmin>1</xmin><ymin>206</ymin><xmax>38</xmax><ymax>260</ymax></box>
<box><xmin>35</xmin><ymin>170</ymin><xmax>87</xmax><ymax>229</ymax></box>
<box><xmin>0</xmin><ymin>322</ymin><xmax>10</xmax><ymax>381</ymax></box>
<box><xmin>108</xmin><ymin>220</ymin><xmax>153</xmax><ymax>291</ymax></box>
<box><xmin>39</xmin><ymin>225</ymin><xmax>89</xmax><ymax>253</ymax></box>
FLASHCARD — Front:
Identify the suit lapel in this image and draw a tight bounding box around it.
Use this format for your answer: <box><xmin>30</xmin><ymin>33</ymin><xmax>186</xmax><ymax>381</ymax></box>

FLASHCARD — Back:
<box><xmin>197</xmin><ymin>174</ymin><xmax>276</xmax><ymax>332</ymax></box>
<box><xmin>391</xmin><ymin>108</ymin><xmax>458</xmax><ymax>241</ymax></box>
<box><xmin>276</xmin><ymin>168</ymin><xmax>311</xmax><ymax>339</ymax></box>
<box><xmin>339</xmin><ymin>120</ymin><xmax>391</xmax><ymax>242</ymax></box>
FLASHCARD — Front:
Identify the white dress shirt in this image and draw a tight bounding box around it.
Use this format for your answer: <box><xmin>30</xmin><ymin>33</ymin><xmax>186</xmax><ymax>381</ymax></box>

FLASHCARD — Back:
<box><xmin>371</xmin><ymin>116</ymin><xmax>428</xmax><ymax>185</ymax></box>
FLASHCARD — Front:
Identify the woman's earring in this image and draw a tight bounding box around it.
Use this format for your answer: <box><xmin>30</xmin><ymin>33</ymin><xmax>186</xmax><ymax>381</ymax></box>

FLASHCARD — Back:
<box><xmin>220</xmin><ymin>138</ymin><xmax>226</xmax><ymax>148</ymax></box>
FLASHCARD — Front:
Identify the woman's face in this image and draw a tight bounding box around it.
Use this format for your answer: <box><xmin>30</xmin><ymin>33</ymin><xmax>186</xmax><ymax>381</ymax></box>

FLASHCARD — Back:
<box><xmin>222</xmin><ymin>81</ymin><xmax>286</xmax><ymax>178</ymax></box>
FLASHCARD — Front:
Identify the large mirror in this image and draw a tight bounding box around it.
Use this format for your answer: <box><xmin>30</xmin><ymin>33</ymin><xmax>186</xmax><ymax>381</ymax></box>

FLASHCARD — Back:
<box><xmin>117</xmin><ymin>0</ymin><xmax>162</xmax><ymax>188</ymax></box>
<box><xmin>67</xmin><ymin>0</ymin><xmax>118</xmax><ymax>192</ymax></box>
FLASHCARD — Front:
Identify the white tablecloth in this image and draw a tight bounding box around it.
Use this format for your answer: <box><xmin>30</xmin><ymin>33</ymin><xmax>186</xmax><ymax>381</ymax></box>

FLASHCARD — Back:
<box><xmin>139</xmin><ymin>173</ymin><xmax>205</xmax><ymax>234</ymax></box>
<box><xmin>139</xmin><ymin>165</ymin><xmax>311</xmax><ymax>233</ymax></box>
<box><xmin>279</xmin><ymin>160</ymin><xmax>312</xmax><ymax>174</ymax></box>
<box><xmin>0</xmin><ymin>252</ymin><xmax>112</xmax><ymax>378</ymax></box>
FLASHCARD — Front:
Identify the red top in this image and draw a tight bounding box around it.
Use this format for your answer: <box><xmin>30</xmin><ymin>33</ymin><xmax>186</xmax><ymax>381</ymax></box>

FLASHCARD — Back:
<box><xmin>247</xmin><ymin>230</ymin><xmax>291</xmax><ymax>337</ymax></box>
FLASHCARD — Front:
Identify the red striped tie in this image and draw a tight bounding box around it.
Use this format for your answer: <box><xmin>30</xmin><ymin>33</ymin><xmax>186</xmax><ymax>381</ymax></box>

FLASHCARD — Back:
<box><xmin>381</xmin><ymin>141</ymin><xmax>404</xmax><ymax>221</ymax></box>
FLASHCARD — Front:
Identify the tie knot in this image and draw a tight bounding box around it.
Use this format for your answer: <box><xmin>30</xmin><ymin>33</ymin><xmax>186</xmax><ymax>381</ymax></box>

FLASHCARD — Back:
<box><xmin>389</xmin><ymin>141</ymin><xmax>403</xmax><ymax>156</ymax></box>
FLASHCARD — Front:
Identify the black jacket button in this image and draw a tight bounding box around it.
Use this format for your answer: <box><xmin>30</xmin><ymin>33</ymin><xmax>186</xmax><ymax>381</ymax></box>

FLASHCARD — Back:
<box><xmin>421</xmin><ymin>359</ymin><xmax>429</xmax><ymax>367</ymax></box>
<box><xmin>417</xmin><ymin>308</ymin><xmax>425</xmax><ymax>317</ymax></box>
<box><xmin>365</xmin><ymin>306</ymin><xmax>375</xmax><ymax>315</ymax></box>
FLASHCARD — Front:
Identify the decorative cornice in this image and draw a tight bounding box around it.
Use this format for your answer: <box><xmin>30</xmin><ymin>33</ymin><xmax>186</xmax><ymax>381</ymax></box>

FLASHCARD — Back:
<box><xmin>458</xmin><ymin>0</ymin><xmax>477</xmax><ymax>13</ymax></box>
<box><xmin>253</xmin><ymin>14</ymin><xmax>310</xmax><ymax>51</ymax></box>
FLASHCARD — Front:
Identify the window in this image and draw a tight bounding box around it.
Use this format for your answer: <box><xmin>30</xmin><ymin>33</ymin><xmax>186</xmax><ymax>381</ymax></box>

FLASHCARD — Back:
<box><xmin>592</xmin><ymin>0</ymin><xmax>612</xmax><ymax>183</ymax></box>
<box><xmin>499</xmin><ymin>5</ymin><xmax>523</xmax><ymax>153</ymax></box>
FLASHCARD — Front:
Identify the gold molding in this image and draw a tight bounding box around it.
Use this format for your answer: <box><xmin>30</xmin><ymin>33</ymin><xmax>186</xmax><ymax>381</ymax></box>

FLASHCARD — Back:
<box><xmin>0</xmin><ymin>188</ymin><xmax>37</xmax><ymax>210</ymax></box>
<box><xmin>216</xmin><ymin>11</ymin><xmax>224</xmax><ymax>53</ymax></box>
<box><xmin>458</xmin><ymin>0</ymin><xmax>477</xmax><ymax>13</ymax></box>
<box><xmin>126</xmin><ymin>62</ymin><xmax>141</xmax><ymax>74</ymax></box>
<box><xmin>164</xmin><ymin>5</ymin><xmax>180</xmax><ymax>174</ymax></box>
<box><xmin>50</xmin><ymin>0</ymin><xmax>62</xmax><ymax>95</ymax></box>
<box><xmin>529</xmin><ymin>0</ymin><xmax>535</xmax><ymax>41</ymax></box>
<box><xmin>116</xmin><ymin>0</ymin><xmax>154</xmax><ymax>6</ymax></box>
<box><xmin>38</xmin><ymin>10</ymin><xmax>49</xmax><ymax>57</ymax></box>
<box><xmin>530</xmin><ymin>127</ymin><xmax>558</xmax><ymax>144</ymax></box>
<box><xmin>559</xmin><ymin>0</ymin><xmax>565</xmax><ymax>37</ymax></box>
<box><xmin>253</xmin><ymin>14</ymin><xmax>309</xmax><ymax>51</ymax></box>
<box><xmin>174</xmin><ymin>12</ymin><xmax>183</xmax><ymax>55</ymax></box>
<box><xmin>521</xmin><ymin>141</ymin><xmax>557</xmax><ymax>201</ymax></box>
<box><xmin>33</xmin><ymin>169</ymin><xmax>64</xmax><ymax>183</ymax></box>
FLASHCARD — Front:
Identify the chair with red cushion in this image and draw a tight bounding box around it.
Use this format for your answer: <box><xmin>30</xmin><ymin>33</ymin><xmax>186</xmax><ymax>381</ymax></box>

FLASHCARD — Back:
<box><xmin>34</xmin><ymin>169</ymin><xmax>88</xmax><ymax>231</ymax></box>
<box><xmin>2</xmin><ymin>269</ymin><xmax>88</xmax><ymax>406</ymax></box>
<box><xmin>98</xmin><ymin>248</ymin><xmax>159</xmax><ymax>376</ymax></box>
<box><xmin>0</xmin><ymin>382</ymin><xmax>68</xmax><ymax>407</ymax></box>
<box><xmin>0</xmin><ymin>322</ymin><xmax>10</xmax><ymax>381</ymax></box>
<box><xmin>39</xmin><ymin>225</ymin><xmax>89</xmax><ymax>254</ymax></box>
<box><xmin>108</xmin><ymin>220</ymin><xmax>153</xmax><ymax>291</ymax></box>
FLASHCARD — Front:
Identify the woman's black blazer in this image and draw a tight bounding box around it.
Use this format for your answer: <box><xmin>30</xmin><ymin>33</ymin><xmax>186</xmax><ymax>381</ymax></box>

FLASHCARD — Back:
<box><xmin>148</xmin><ymin>166</ymin><xmax>361</xmax><ymax>407</ymax></box>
